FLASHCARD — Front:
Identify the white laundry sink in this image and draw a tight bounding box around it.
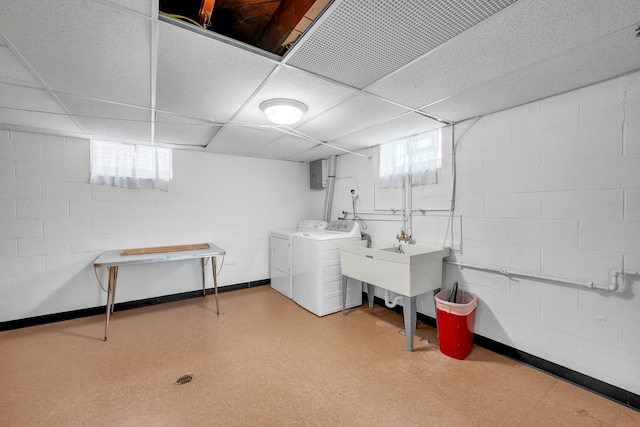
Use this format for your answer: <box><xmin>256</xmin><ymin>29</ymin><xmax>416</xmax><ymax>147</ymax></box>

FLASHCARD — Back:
<box><xmin>339</xmin><ymin>241</ymin><xmax>450</xmax><ymax>297</ymax></box>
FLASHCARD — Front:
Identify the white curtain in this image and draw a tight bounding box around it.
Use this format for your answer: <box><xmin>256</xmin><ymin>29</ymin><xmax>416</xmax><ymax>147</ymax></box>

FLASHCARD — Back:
<box><xmin>378</xmin><ymin>129</ymin><xmax>440</xmax><ymax>188</ymax></box>
<box><xmin>89</xmin><ymin>140</ymin><xmax>173</xmax><ymax>191</ymax></box>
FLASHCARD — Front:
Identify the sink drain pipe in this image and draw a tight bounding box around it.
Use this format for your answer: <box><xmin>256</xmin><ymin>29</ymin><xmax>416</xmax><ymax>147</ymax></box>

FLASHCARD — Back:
<box><xmin>384</xmin><ymin>289</ymin><xmax>402</xmax><ymax>308</ymax></box>
<box><xmin>323</xmin><ymin>155</ymin><xmax>337</xmax><ymax>222</ymax></box>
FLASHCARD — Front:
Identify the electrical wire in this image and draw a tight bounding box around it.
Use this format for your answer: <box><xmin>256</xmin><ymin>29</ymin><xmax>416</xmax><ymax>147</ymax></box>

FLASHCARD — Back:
<box><xmin>159</xmin><ymin>12</ymin><xmax>203</xmax><ymax>28</ymax></box>
<box><xmin>441</xmin><ymin>117</ymin><xmax>481</xmax><ymax>248</ymax></box>
<box><xmin>351</xmin><ymin>196</ymin><xmax>368</xmax><ymax>230</ymax></box>
<box><xmin>203</xmin><ymin>254</ymin><xmax>226</xmax><ymax>277</ymax></box>
<box><xmin>94</xmin><ymin>266</ymin><xmax>108</xmax><ymax>293</ymax></box>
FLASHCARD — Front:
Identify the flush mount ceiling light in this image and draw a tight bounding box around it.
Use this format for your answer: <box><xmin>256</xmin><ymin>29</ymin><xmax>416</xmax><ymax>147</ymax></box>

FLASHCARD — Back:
<box><xmin>260</xmin><ymin>99</ymin><xmax>308</xmax><ymax>125</ymax></box>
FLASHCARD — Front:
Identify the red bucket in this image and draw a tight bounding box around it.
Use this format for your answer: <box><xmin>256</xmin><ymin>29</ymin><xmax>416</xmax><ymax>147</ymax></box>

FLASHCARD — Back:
<box><xmin>435</xmin><ymin>289</ymin><xmax>478</xmax><ymax>360</ymax></box>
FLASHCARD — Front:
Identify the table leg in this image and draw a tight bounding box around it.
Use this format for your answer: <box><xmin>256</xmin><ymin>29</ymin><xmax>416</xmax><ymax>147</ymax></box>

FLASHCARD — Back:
<box><xmin>104</xmin><ymin>266</ymin><xmax>118</xmax><ymax>341</ymax></box>
<box><xmin>402</xmin><ymin>295</ymin><xmax>417</xmax><ymax>352</ymax></box>
<box><xmin>111</xmin><ymin>266</ymin><xmax>118</xmax><ymax>314</ymax></box>
<box><xmin>211</xmin><ymin>256</ymin><xmax>219</xmax><ymax>314</ymax></box>
<box><xmin>201</xmin><ymin>258</ymin><xmax>206</xmax><ymax>297</ymax></box>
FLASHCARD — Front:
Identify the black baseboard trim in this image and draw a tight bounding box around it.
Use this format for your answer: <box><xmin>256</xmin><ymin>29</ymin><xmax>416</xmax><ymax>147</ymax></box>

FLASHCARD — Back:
<box><xmin>0</xmin><ymin>279</ymin><xmax>270</xmax><ymax>332</ymax></box>
<box><xmin>365</xmin><ymin>292</ymin><xmax>639</xmax><ymax>412</ymax></box>
<box><xmin>473</xmin><ymin>334</ymin><xmax>640</xmax><ymax>412</ymax></box>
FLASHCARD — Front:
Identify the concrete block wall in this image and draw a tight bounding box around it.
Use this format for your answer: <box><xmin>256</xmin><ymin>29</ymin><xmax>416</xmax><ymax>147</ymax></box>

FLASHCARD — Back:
<box><xmin>0</xmin><ymin>132</ymin><xmax>311</xmax><ymax>322</ymax></box>
<box><xmin>451</xmin><ymin>71</ymin><xmax>640</xmax><ymax>395</ymax></box>
<box><xmin>323</xmin><ymin>70</ymin><xmax>640</xmax><ymax>396</ymax></box>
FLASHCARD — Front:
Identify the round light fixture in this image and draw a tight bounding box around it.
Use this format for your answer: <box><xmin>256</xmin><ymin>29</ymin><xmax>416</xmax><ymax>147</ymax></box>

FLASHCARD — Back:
<box><xmin>260</xmin><ymin>99</ymin><xmax>308</xmax><ymax>125</ymax></box>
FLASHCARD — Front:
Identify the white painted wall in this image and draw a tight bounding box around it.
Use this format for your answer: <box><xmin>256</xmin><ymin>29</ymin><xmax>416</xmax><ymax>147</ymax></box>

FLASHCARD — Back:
<box><xmin>322</xmin><ymin>70</ymin><xmax>640</xmax><ymax>396</ymax></box>
<box><xmin>0</xmin><ymin>132</ymin><xmax>311</xmax><ymax>322</ymax></box>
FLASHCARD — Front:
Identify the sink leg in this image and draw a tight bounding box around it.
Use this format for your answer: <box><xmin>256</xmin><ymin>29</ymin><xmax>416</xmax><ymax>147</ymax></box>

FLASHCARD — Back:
<box><xmin>403</xmin><ymin>295</ymin><xmax>417</xmax><ymax>351</ymax></box>
<box><xmin>342</xmin><ymin>275</ymin><xmax>348</xmax><ymax>316</ymax></box>
<box><xmin>366</xmin><ymin>283</ymin><xmax>374</xmax><ymax>308</ymax></box>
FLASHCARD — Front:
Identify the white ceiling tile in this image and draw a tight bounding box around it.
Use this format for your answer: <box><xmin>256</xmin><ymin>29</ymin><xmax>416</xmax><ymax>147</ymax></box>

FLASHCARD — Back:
<box><xmin>232</xmin><ymin>65</ymin><xmax>357</xmax><ymax>127</ymax></box>
<box><xmin>312</xmin><ymin>140</ymin><xmax>369</xmax><ymax>157</ymax></box>
<box><xmin>154</xmin><ymin>112</ymin><xmax>221</xmax><ymax>147</ymax></box>
<box><xmin>103</xmin><ymin>0</ymin><xmax>152</xmax><ymax>15</ymax></box>
<box><xmin>296</xmin><ymin>93</ymin><xmax>411</xmax><ymax>142</ymax></box>
<box><xmin>1</xmin><ymin>0</ymin><xmax>638</xmax><ymax>162</ymax></box>
<box><xmin>251</xmin><ymin>135</ymin><xmax>318</xmax><ymax>160</ymax></box>
<box><xmin>0</xmin><ymin>46</ymin><xmax>41</xmax><ymax>87</ymax></box>
<box><xmin>335</xmin><ymin>112</ymin><xmax>444</xmax><ymax>149</ymax></box>
<box><xmin>0</xmin><ymin>83</ymin><xmax>63</xmax><ymax>113</ymax></box>
<box><xmin>0</xmin><ymin>0</ymin><xmax>152</xmax><ymax>106</ymax></box>
<box><xmin>286</xmin><ymin>0</ymin><xmax>517</xmax><ymax>88</ymax></box>
<box><xmin>205</xmin><ymin>125</ymin><xmax>284</xmax><ymax>156</ymax></box>
<box><xmin>55</xmin><ymin>93</ymin><xmax>151</xmax><ymax>141</ymax></box>
<box><xmin>284</xmin><ymin>143</ymin><xmax>358</xmax><ymax>162</ymax></box>
<box><xmin>0</xmin><ymin>83</ymin><xmax>82</xmax><ymax>134</ymax></box>
<box><xmin>156</xmin><ymin>22</ymin><xmax>277</xmax><ymax>121</ymax></box>
<box><xmin>367</xmin><ymin>0</ymin><xmax>640</xmax><ymax>110</ymax></box>
<box><xmin>422</xmin><ymin>25</ymin><xmax>640</xmax><ymax>122</ymax></box>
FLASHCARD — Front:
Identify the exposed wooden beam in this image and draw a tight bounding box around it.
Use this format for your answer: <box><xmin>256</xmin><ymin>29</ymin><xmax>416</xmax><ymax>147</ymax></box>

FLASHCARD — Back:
<box><xmin>255</xmin><ymin>0</ymin><xmax>316</xmax><ymax>53</ymax></box>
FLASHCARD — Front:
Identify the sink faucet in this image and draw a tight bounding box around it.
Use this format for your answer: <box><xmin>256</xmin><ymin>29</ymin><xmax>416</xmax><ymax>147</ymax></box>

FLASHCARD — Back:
<box><xmin>393</xmin><ymin>243</ymin><xmax>405</xmax><ymax>254</ymax></box>
<box><xmin>360</xmin><ymin>231</ymin><xmax>372</xmax><ymax>248</ymax></box>
<box><xmin>397</xmin><ymin>228</ymin><xmax>411</xmax><ymax>243</ymax></box>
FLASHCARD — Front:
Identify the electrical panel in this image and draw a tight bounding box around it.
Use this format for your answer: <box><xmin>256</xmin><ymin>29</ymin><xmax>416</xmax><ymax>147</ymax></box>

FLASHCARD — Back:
<box><xmin>309</xmin><ymin>159</ymin><xmax>327</xmax><ymax>189</ymax></box>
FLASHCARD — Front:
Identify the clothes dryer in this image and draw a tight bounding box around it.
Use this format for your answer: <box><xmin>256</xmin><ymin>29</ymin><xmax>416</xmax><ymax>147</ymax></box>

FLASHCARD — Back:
<box><xmin>270</xmin><ymin>220</ymin><xmax>327</xmax><ymax>298</ymax></box>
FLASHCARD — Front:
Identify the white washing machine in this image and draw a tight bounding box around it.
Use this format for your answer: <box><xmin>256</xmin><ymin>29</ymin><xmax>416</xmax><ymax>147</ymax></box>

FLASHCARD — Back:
<box><xmin>270</xmin><ymin>220</ymin><xmax>327</xmax><ymax>298</ymax></box>
<box><xmin>291</xmin><ymin>220</ymin><xmax>363</xmax><ymax>316</ymax></box>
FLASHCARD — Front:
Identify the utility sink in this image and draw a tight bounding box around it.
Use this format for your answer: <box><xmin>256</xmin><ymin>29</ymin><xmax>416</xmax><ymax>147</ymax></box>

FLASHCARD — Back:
<box><xmin>339</xmin><ymin>241</ymin><xmax>450</xmax><ymax>297</ymax></box>
<box><xmin>339</xmin><ymin>240</ymin><xmax>450</xmax><ymax>351</ymax></box>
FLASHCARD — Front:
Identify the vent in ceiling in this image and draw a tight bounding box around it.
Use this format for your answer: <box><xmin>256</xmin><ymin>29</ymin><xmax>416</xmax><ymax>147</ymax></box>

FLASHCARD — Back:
<box><xmin>286</xmin><ymin>0</ymin><xmax>519</xmax><ymax>89</ymax></box>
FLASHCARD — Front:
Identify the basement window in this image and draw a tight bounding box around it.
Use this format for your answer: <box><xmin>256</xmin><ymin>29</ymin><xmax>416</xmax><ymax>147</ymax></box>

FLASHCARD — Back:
<box><xmin>89</xmin><ymin>140</ymin><xmax>173</xmax><ymax>191</ymax></box>
<box><xmin>378</xmin><ymin>129</ymin><xmax>442</xmax><ymax>188</ymax></box>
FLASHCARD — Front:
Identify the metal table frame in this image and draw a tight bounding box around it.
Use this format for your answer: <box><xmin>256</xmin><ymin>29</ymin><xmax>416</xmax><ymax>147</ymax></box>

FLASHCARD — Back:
<box><xmin>93</xmin><ymin>243</ymin><xmax>226</xmax><ymax>341</ymax></box>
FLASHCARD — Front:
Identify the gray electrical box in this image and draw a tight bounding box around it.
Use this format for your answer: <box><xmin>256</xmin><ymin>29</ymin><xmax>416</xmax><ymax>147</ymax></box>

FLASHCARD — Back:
<box><xmin>310</xmin><ymin>159</ymin><xmax>326</xmax><ymax>189</ymax></box>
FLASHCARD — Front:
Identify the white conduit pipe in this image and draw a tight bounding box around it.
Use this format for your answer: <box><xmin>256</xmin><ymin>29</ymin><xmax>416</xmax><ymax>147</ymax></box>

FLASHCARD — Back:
<box><xmin>406</xmin><ymin>174</ymin><xmax>413</xmax><ymax>238</ymax></box>
<box><xmin>401</xmin><ymin>176</ymin><xmax>407</xmax><ymax>233</ymax></box>
<box><xmin>323</xmin><ymin>155</ymin><xmax>337</xmax><ymax>223</ymax></box>
<box><xmin>446</xmin><ymin>261</ymin><xmax>623</xmax><ymax>292</ymax></box>
<box><xmin>611</xmin><ymin>269</ymin><xmax>640</xmax><ymax>289</ymax></box>
<box><xmin>384</xmin><ymin>289</ymin><xmax>402</xmax><ymax>308</ymax></box>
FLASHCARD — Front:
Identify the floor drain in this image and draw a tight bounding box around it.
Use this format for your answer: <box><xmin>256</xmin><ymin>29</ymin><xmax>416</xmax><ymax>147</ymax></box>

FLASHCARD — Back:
<box><xmin>176</xmin><ymin>374</ymin><xmax>194</xmax><ymax>385</ymax></box>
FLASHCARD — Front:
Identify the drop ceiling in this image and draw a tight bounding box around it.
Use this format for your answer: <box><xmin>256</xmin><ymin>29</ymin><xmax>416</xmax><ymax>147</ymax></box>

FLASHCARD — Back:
<box><xmin>160</xmin><ymin>0</ymin><xmax>329</xmax><ymax>56</ymax></box>
<box><xmin>0</xmin><ymin>0</ymin><xmax>639</xmax><ymax>162</ymax></box>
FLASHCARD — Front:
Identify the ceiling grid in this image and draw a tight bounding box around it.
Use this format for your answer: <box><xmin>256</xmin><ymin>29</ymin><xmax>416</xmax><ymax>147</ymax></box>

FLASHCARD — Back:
<box><xmin>0</xmin><ymin>0</ymin><xmax>638</xmax><ymax>161</ymax></box>
<box><xmin>285</xmin><ymin>0</ymin><xmax>518</xmax><ymax>89</ymax></box>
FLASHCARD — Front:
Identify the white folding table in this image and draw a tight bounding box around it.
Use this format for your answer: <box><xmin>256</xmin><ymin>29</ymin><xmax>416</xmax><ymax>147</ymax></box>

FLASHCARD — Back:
<box><xmin>93</xmin><ymin>243</ymin><xmax>226</xmax><ymax>340</ymax></box>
